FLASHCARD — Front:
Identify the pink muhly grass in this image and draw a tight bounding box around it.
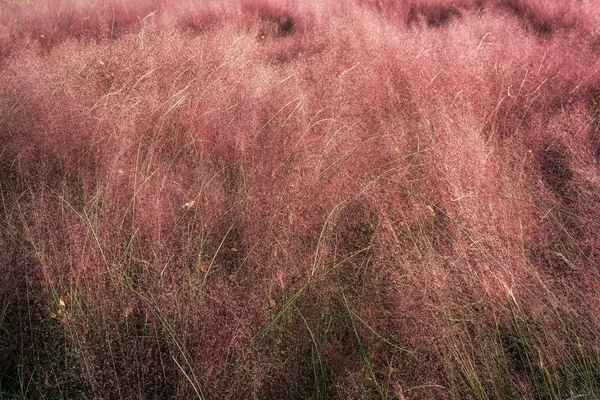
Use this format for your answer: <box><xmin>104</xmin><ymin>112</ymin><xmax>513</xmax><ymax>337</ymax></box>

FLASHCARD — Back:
<box><xmin>1</xmin><ymin>0</ymin><xmax>600</xmax><ymax>399</ymax></box>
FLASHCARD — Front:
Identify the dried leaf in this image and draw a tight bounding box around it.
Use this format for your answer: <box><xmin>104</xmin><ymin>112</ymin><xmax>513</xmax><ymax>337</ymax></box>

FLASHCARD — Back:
<box><xmin>50</xmin><ymin>310</ymin><xmax>67</xmax><ymax>325</ymax></box>
<box><xmin>199</xmin><ymin>261</ymin><xmax>207</xmax><ymax>273</ymax></box>
<box><xmin>182</xmin><ymin>200</ymin><xmax>195</xmax><ymax>209</ymax></box>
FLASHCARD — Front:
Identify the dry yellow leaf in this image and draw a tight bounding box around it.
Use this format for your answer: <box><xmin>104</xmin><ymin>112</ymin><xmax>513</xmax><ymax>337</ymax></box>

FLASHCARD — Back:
<box><xmin>50</xmin><ymin>309</ymin><xmax>67</xmax><ymax>325</ymax></box>
<box><xmin>199</xmin><ymin>261</ymin><xmax>207</xmax><ymax>273</ymax></box>
<box><xmin>182</xmin><ymin>200</ymin><xmax>195</xmax><ymax>209</ymax></box>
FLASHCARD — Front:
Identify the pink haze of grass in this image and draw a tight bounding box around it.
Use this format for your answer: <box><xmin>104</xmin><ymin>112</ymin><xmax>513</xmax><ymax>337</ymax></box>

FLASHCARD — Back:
<box><xmin>1</xmin><ymin>0</ymin><xmax>600</xmax><ymax>398</ymax></box>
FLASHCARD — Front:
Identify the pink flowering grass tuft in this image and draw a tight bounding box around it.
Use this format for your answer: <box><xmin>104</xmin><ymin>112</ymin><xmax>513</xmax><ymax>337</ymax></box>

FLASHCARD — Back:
<box><xmin>1</xmin><ymin>0</ymin><xmax>600</xmax><ymax>398</ymax></box>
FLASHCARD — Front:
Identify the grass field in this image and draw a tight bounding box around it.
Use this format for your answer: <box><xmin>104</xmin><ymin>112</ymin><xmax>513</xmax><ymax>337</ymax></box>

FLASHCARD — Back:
<box><xmin>1</xmin><ymin>0</ymin><xmax>600</xmax><ymax>398</ymax></box>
